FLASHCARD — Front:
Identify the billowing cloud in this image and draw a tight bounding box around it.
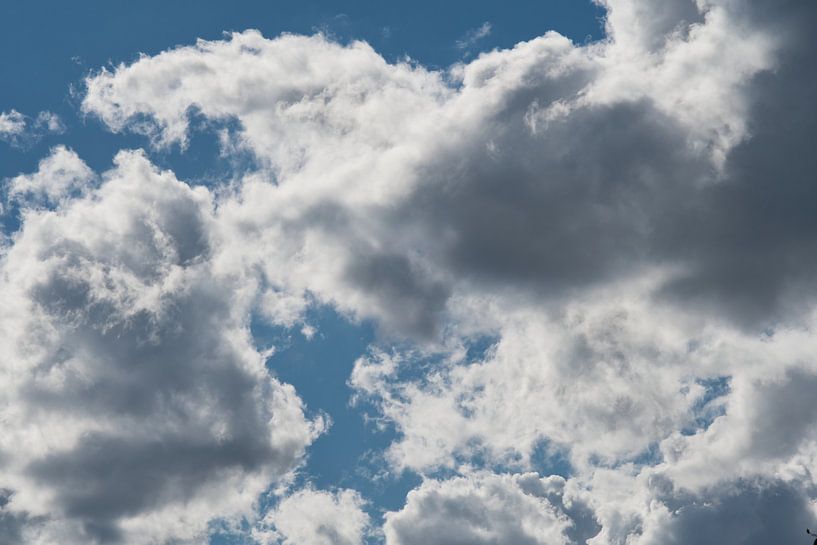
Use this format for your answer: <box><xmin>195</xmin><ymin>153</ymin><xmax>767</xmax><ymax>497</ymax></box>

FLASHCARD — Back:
<box><xmin>0</xmin><ymin>0</ymin><xmax>814</xmax><ymax>544</ymax></box>
<box><xmin>384</xmin><ymin>472</ymin><xmax>599</xmax><ymax>545</ymax></box>
<box><xmin>7</xmin><ymin>145</ymin><xmax>95</xmax><ymax>206</ymax></box>
<box><xmin>0</xmin><ymin>150</ymin><xmax>322</xmax><ymax>544</ymax></box>
<box><xmin>350</xmin><ymin>292</ymin><xmax>714</xmax><ymax>471</ymax></box>
<box><xmin>79</xmin><ymin>0</ymin><xmax>801</xmax><ymax>338</ymax></box>
<box><xmin>645</xmin><ymin>479</ymin><xmax>815</xmax><ymax>545</ymax></box>
<box><xmin>254</xmin><ymin>488</ymin><xmax>370</xmax><ymax>545</ymax></box>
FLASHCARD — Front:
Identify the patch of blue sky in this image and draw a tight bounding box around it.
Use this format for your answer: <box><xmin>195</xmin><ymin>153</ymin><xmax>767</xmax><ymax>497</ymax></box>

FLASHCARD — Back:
<box><xmin>418</xmin><ymin>437</ymin><xmax>573</xmax><ymax>481</ymax></box>
<box><xmin>251</xmin><ymin>306</ymin><xmax>422</xmax><ymax>531</ymax></box>
<box><xmin>463</xmin><ymin>332</ymin><xmax>501</xmax><ymax>362</ymax></box>
<box><xmin>529</xmin><ymin>438</ymin><xmax>573</xmax><ymax>478</ymax></box>
<box><xmin>682</xmin><ymin>375</ymin><xmax>731</xmax><ymax>436</ymax></box>
<box><xmin>209</xmin><ymin>520</ymin><xmax>256</xmax><ymax>545</ymax></box>
<box><xmin>252</xmin><ymin>306</ymin><xmax>377</xmax><ymax>489</ymax></box>
<box><xmin>628</xmin><ymin>442</ymin><xmax>664</xmax><ymax>469</ymax></box>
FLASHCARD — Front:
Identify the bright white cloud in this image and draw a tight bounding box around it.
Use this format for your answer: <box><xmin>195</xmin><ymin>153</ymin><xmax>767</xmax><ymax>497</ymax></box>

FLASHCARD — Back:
<box><xmin>8</xmin><ymin>145</ymin><xmax>95</xmax><ymax>206</ymax></box>
<box><xmin>351</xmin><ymin>288</ymin><xmax>715</xmax><ymax>471</ymax></box>
<box><xmin>254</xmin><ymin>488</ymin><xmax>370</xmax><ymax>545</ymax></box>
<box><xmin>384</xmin><ymin>472</ymin><xmax>598</xmax><ymax>545</ymax></box>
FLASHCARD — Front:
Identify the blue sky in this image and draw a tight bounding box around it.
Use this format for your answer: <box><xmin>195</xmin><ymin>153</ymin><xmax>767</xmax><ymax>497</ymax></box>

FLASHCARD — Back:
<box><xmin>2</xmin><ymin>2</ymin><xmax>816</xmax><ymax>545</ymax></box>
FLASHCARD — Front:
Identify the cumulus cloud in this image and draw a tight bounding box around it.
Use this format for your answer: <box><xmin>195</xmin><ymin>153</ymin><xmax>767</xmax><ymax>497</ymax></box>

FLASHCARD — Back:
<box><xmin>0</xmin><ymin>150</ymin><xmax>322</xmax><ymax>544</ymax></box>
<box><xmin>0</xmin><ymin>0</ymin><xmax>813</xmax><ymax>544</ymax></box>
<box><xmin>7</xmin><ymin>145</ymin><xmax>95</xmax><ymax>206</ymax></box>
<box><xmin>254</xmin><ymin>488</ymin><xmax>370</xmax><ymax>545</ymax></box>
<box><xmin>79</xmin><ymin>0</ymin><xmax>799</xmax><ymax>338</ymax></box>
<box><xmin>351</xmin><ymin>291</ymin><xmax>716</xmax><ymax>471</ymax></box>
<box><xmin>644</xmin><ymin>479</ymin><xmax>815</xmax><ymax>545</ymax></box>
<box><xmin>384</xmin><ymin>472</ymin><xmax>599</xmax><ymax>545</ymax></box>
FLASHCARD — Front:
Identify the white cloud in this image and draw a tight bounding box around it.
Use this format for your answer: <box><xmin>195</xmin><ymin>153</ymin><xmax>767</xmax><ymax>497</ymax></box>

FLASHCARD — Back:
<box><xmin>35</xmin><ymin>111</ymin><xmax>66</xmax><ymax>134</ymax></box>
<box><xmin>0</xmin><ymin>0</ymin><xmax>812</xmax><ymax>544</ymax></box>
<box><xmin>456</xmin><ymin>22</ymin><xmax>492</xmax><ymax>50</ymax></box>
<box><xmin>384</xmin><ymin>472</ymin><xmax>598</xmax><ymax>545</ymax></box>
<box><xmin>78</xmin><ymin>0</ymin><xmax>784</xmax><ymax>345</ymax></box>
<box><xmin>0</xmin><ymin>150</ymin><xmax>322</xmax><ymax>544</ymax></box>
<box><xmin>0</xmin><ymin>110</ymin><xmax>65</xmax><ymax>146</ymax></box>
<box><xmin>8</xmin><ymin>145</ymin><xmax>95</xmax><ymax>206</ymax></box>
<box><xmin>352</xmin><ymin>287</ymin><xmax>718</xmax><ymax>472</ymax></box>
<box><xmin>0</xmin><ymin>110</ymin><xmax>26</xmax><ymax>138</ymax></box>
<box><xmin>254</xmin><ymin>488</ymin><xmax>370</xmax><ymax>545</ymax></box>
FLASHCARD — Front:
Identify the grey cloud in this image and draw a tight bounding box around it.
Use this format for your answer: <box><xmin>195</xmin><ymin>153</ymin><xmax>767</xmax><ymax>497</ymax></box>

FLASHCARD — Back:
<box><xmin>516</xmin><ymin>475</ymin><xmax>601</xmax><ymax>545</ymax></box>
<box><xmin>601</xmin><ymin>0</ymin><xmax>705</xmax><ymax>51</ymax></box>
<box><xmin>399</xmin><ymin>99</ymin><xmax>706</xmax><ymax>299</ymax></box>
<box><xmin>746</xmin><ymin>370</ymin><xmax>817</xmax><ymax>460</ymax></box>
<box><xmin>386</xmin><ymin>0</ymin><xmax>817</xmax><ymax>333</ymax></box>
<box><xmin>343</xmin><ymin>251</ymin><xmax>450</xmax><ymax>339</ymax></box>
<box><xmin>27</xmin><ymin>434</ymin><xmax>273</xmax><ymax>542</ymax></box>
<box><xmin>655</xmin><ymin>0</ymin><xmax>817</xmax><ymax>328</ymax></box>
<box><xmin>656</xmin><ymin>480</ymin><xmax>814</xmax><ymax>545</ymax></box>
<box><xmin>0</xmin><ymin>490</ymin><xmax>41</xmax><ymax>545</ymax></box>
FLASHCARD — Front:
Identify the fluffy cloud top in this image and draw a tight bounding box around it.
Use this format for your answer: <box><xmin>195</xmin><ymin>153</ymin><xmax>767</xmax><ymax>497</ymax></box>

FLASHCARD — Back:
<box><xmin>7</xmin><ymin>145</ymin><xmax>95</xmax><ymax>206</ymax></box>
<box><xmin>384</xmin><ymin>473</ymin><xmax>598</xmax><ymax>545</ymax></box>
<box><xmin>254</xmin><ymin>488</ymin><xmax>370</xmax><ymax>545</ymax></box>
<box><xmin>2</xmin><ymin>0</ymin><xmax>816</xmax><ymax>544</ymax></box>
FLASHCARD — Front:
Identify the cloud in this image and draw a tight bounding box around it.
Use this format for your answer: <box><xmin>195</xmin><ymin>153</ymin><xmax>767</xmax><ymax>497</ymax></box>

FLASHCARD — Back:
<box><xmin>0</xmin><ymin>110</ymin><xmax>26</xmax><ymax>139</ymax></box>
<box><xmin>0</xmin><ymin>0</ymin><xmax>811</xmax><ymax>544</ymax></box>
<box><xmin>0</xmin><ymin>150</ymin><xmax>322</xmax><ymax>544</ymax></box>
<box><xmin>646</xmin><ymin>479</ymin><xmax>815</xmax><ymax>545</ymax></box>
<box><xmin>582</xmin><ymin>469</ymin><xmax>817</xmax><ymax>545</ymax></box>
<box><xmin>456</xmin><ymin>22</ymin><xmax>492</xmax><ymax>51</ymax></box>
<box><xmin>254</xmin><ymin>488</ymin><xmax>370</xmax><ymax>545</ymax></box>
<box><xmin>0</xmin><ymin>110</ymin><xmax>65</xmax><ymax>147</ymax></box>
<box><xmin>383</xmin><ymin>472</ymin><xmax>599</xmax><ymax>545</ymax></box>
<box><xmin>351</xmin><ymin>291</ymin><xmax>715</xmax><ymax>471</ymax></box>
<box><xmin>35</xmin><ymin>111</ymin><xmax>66</xmax><ymax>134</ymax></box>
<box><xmin>79</xmin><ymin>0</ymin><xmax>789</xmax><ymax>339</ymax></box>
<box><xmin>7</xmin><ymin>145</ymin><xmax>95</xmax><ymax>206</ymax></box>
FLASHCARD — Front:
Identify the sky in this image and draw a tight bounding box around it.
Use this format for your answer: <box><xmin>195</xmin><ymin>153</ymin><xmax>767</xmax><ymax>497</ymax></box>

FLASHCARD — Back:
<box><xmin>1</xmin><ymin>1</ymin><xmax>817</xmax><ymax>545</ymax></box>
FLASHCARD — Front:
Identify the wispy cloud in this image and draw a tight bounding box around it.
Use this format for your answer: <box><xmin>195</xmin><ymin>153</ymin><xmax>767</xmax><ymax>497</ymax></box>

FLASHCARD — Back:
<box><xmin>0</xmin><ymin>109</ymin><xmax>26</xmax><ymax>139</ymax></box>
<box><xmin>0</xmin><ymin>109</ymin><xmax>65</xmax><ymax>147</ymax></box>
<box><xmin>456</xmin><ymin>21</ymin><xmax>492</xmax><ymax>50</ymax></box>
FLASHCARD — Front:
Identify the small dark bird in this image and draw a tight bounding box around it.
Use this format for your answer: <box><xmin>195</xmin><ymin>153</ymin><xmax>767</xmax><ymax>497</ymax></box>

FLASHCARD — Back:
<box><xmin>807</xmin><ymin>528</ymin><xmax>817</xmax><ymax>545</ymax></box>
